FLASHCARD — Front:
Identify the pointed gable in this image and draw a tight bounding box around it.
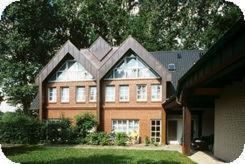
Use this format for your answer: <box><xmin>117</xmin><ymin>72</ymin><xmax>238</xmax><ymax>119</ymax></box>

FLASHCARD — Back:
<box><xmin>98</xmin><ymin>36</ymin><xmax>171</xmax><ymax>81</ymax></box>
<box><xmin>89</xmin><ymin>36</ymin><xmax>112</xmax><ymax>61</ymax></box>
<box><xmin>35</xmin><ymin>40</ymin><xmax>97</xmax><ymax>84</ymax></box>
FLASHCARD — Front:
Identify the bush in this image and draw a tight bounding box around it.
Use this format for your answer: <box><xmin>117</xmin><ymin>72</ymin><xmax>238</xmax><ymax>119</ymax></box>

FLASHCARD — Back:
<box><xmin>0</xmin><ymin>112</ymin><xmax>41</xmax><ymax>144</ymax></box>
<box><xmin>144</xmin><ymin>137</ymin><xmax>150</xmax><ymax>146</ymax></box>
<box><xmin>85</xmin><ymin>132</ymin><xmax>110</xmax><ymax>145</ymax></box>
<box><xmin>42</xmin><ymin>118</ymin><xmax>74</xmax><ymax>144</ymax></box>
<box><xmin>115</xmin><ymin>132</ymin><xmax>128</xmax><ymax>146</ymax></box>
<box><xmin>75</xmin><ymin>113</ymin><xmax>97</xmax><ymax>143</ymax></box>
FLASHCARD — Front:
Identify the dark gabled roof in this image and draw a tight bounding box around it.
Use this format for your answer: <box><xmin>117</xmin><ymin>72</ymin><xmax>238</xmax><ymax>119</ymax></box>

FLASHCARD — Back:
<box><xmin>35</xmin><ymin>40</ymin><xmax>98</xmax><ymax>84</ymax></box>
<box><xmin>151</xmin><ymin>50</ymin><xmax>204</xmax><ymax>89</ymax></box>
<box><xmin>98</xmin><ymin>36</ymin><xmax>171</xmax><ymax>80</ymax></box>
<box><xmin>89</xmin><ymin>36</ymin><xmax>112</xmax><ymax>61</ymax></box>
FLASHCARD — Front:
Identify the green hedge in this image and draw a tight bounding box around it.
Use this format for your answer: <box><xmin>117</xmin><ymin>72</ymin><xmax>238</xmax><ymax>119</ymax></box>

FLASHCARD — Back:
<box><xmin>42</xmin><ymin>119</ymin><xmax>74</xmax><ymax>144</ymax></box>
<box><xmin>0</xmin><ymin>112</ymin><xmax>41</xmax><ymax>144</ymax></box>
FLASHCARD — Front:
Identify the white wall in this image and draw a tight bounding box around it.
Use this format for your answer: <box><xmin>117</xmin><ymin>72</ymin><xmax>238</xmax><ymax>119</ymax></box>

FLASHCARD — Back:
<box><xmin>214</xmin><ymin>81</ymin><xmax>245</xmax><ymax>162</ymax></box>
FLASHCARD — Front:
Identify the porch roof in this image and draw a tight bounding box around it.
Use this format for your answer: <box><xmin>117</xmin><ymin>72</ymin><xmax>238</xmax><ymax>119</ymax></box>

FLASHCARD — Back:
<box><xmin>164</xmin><ymin>17</ymin><xmax>245</xmax><ymax>109</ymax></box>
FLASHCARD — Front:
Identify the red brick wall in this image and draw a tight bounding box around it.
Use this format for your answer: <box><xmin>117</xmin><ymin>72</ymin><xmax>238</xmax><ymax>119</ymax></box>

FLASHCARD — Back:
<box><xmin>101</xmin><ymin>79</ymin><xmax>166</xmax><ymax>143</ymax></box>
<box><xmin>43</xmin><ymin>78</ymin><xmax>166</xmax><ymax>144</ymax></box>
<box><xmin>44</xmin><ymin>81</ymin><xmax>97</xmax><ymax>120</ymax></box>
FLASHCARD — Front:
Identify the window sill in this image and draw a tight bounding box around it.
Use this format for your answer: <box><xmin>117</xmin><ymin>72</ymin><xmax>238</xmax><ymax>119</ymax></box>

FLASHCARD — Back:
<box><xmin>137</xmin><ymin>100</ymin><xmax>147</xmax><ymax>103</ymax></box>
<box><xmin>119</xmin><ymin>100</ymin><xmax>130</xmax><ymax>103</ymax></box>
<box><xmin>76</xmin><ymin>101</ymin><xmax>86</xmax><ymax>104</ymax></box>
<box><xmin>48</xmin><ymin>101</ymin><xmax>57</xmax><ymax>104</ymax></box>
<box><xmin>151</xmin><ymin>100</ymin><xmax>162</xmax><ymax>102</ymax></box>
<box><xmin>61</xmin><ymin>102</ymin><xmax>70</xmax><ymax>104</ymax></box>
<box><xmin>105</xmin><ymin>101</ymin><xmax>116</xmax><ymax>103</ymax></box>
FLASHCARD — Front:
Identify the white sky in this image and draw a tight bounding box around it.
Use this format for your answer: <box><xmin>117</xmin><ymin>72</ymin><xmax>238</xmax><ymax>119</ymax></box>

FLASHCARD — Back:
<box><xmin>0</xmin><ymin>0</ymin><xmax>19</xmax><ymax>18</ymax></box>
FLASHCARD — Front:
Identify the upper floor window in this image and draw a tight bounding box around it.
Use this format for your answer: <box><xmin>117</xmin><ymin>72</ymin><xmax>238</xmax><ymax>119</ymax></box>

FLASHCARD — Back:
<box><xmin>105</xmin><ymin>53</ymin><xmax>159</xmax><ymax>79</ymax></box>
<box><xmin>119</xmin><ymin>85</ymin><xmax>129</xmax><ymax>102</ymax></box>
<box><xmin>137</xmin><ymin>84</ymin><xmax>147</xmax><ymax>101</ymax></box>
<box><xmin>49</xmin><ymin>59</ymin><xmax>93</xmax><ymax>82</ymax></box>
<box><xmin>105</xmin><ymin>85</ymin><xmax>115</xmax><ymax>102</ymax></box>
<box><xmin>89</xmin><ymin>86</ymin><xmax>97</xmax><ymax>102</ymax></box>
<box><xmin>61</xmin><ymin>87</ymin><xmax>69</xmax><ymax>102</ymax></box>
<box><xmin>151</xmin><ymin>84</ymin><xmax>162</xmax><ymax>101</ymax></box>
<box><xmin>168</xmin><ymin>63</ymin><xmax>176</xmax><ymax>71</ymax></box>
<box><xmin>76</xmin><ymin>87</ymin><xmax>85</xmax><ymax>102</ymax></box>
<box><xmin>48</xmin><ymin>87</ymin><xmax>56</xmax><ymax>102</ymax></box>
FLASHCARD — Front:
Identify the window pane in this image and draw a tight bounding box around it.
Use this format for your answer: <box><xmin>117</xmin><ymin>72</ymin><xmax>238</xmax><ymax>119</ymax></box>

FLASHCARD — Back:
<box><xmin>76</xmin><ymin>87</ymin><xmax>85</xmax><ymax>102</ymax></box>
<box><xmin>119</xmin><ymin>85</ymin><xmax>129</xmax><ymax>101</ymax></box>
<box><xmin>89</xmin><ymin>86</ymin><xmax>97</xmax><ymax>102</ymax></box>
<box><xmin>112</xmin><ymin>120</ymin><xmax>139</xmax><ymax>134</ymax></box>
<box><xmin>61</xmin><ymin>87</ymin><xmax>69</xmax><ymax>102</ymax></box>
<box><xmin>48</xmin><ymin>60</ymin><xmax>94</xmax><ymax>82</ymax></box>
<box><xmin>151</xmin><ymin>120</ymin><xmax>161</xmax><ymax>143</ymax></box>
<box><xmin>48</xmin><ymin>88</ymin><xmax>56</xmax><ymax>102</ymax></box>
<box><xmin>151</xmin><ymin>84</ymin><xmax>161</xmax><ymax>101</ymax></box>
<box><xmin>105</xmin><ymin>86</ymin><xmax>115</xmax><ymax>101</ymax></box>
<box><xmin>104</xmin><ymin>53</ymin><xmax>159</xmax><ymax>79</ymax></box>
<box><xmin>137</xmin><ymin>85</ymin><xmax>147</xmax><ymax>101</ymax></box>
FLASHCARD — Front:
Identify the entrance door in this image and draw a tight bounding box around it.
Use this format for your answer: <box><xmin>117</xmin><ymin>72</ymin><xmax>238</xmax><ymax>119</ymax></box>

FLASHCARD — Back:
<box><xmin>168</xmin><ymin>120</ymin><xmax>178</xmax><ymax>144</ymax></box>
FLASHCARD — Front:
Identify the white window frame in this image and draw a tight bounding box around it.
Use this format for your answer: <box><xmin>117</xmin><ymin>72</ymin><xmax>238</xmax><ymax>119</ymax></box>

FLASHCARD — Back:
<box><xmin>48</xmin><ymin>87</ymin><xmax>57</xmax><ymax>102</ymax></box>
<box><xmin>112</xmin><ymin>120</ymin><xmax>139</xmax><ymax>134</ymax></box>
<box><xmin>150</xmin><ymin>119</ymin><xmax>161</xmax><ymax>143</ymax></box>
<box><xmin>151</xmin><ymin>84</ymin><xmax>162</xmax><ymax>101</ymax></box>
<box><xmin>76</xmin><ymin>86</ymin><xmax>86</xmax><ymax>102</ymax></box>
<box><xmin>61</xmin><ymin>87</ymin><xmax>69</xmax><ymax>102</ymax></box>
<box><xmin>105</xmin><ymin>54</ymin><xmax>160</xmax><ymax>80</ymax></box>
<box><xmin>89</xmin><ymin>86</ymin><xmax>97</xmax><ymax>102</ymax></box>
<box><xmin>136</xmin><ymin>84</ymin><xmax>147</xmax><ymax>101</ymax></box>
<box><xmin>119</xmin><ymin>85</ymin><xmax>129</xmax><ymax>102</ymax></box>
<box><xmin>48</xmin><ymin>59</ymin><xmax>94</xmax><ymax>82</ymax></box>
<box><xmin>105</xmin><ymin>85</ymin><xmax>115</xmax><ymax>102</ymax></box>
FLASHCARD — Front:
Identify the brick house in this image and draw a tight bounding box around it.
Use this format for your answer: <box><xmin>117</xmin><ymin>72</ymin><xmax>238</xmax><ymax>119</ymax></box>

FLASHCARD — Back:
<box><xmin>33</xmin><ymin>18</ymin><xmax>245</xmax><ymax>162</ymax></box>
<box><xmin>34</xmin><ymin>35</ymin><xmax>203</xmax><ymax>145</ymax></box>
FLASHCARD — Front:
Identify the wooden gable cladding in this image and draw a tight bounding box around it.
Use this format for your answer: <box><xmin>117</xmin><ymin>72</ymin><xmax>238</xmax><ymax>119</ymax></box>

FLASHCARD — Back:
<box><xmin>98</xmin><ymin>36</ymin><xmax>170</xmax><ymax>81</ymax></box>
<box><xmin>89</xmin><ymin>36</ymin><xmax>112</xmax><ymax>61</ymax></box>
<box><xmin>35</xmin><ymin>40</ymin><xmax>98</xmax><ymax>84</ymax></box>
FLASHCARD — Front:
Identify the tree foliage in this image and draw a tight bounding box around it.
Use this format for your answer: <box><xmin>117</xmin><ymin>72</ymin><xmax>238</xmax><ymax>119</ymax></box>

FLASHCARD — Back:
<box><xmin>0</xmin><ymin>0</ymin><xmax>242</xmax><ymax>115</ymax></box>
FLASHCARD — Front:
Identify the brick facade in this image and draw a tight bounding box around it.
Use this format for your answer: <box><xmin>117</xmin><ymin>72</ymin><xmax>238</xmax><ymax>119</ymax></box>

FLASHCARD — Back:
<box><xmin>45</xmin><ymin>81</ymin><xmax>97</xmax><ymax>120</ymax></box>
<box><xmin>101</xmin><ymin>79</ymin><xmax>165</xmax><ymax>143</ymax></box>
<box><xmin>44</xmin><ymin>78</ymin><xmax>166</xmax><ymax>143</ymax></box>
<box><xmin>214</xmin><ymin>81</ymin><xmax>245</xmax><ymax>162</ymax></box>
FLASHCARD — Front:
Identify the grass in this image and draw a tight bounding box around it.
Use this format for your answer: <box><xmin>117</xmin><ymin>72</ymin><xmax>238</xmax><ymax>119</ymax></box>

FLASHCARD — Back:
<box><xmin>4</xmin><ymin>146</ymin><xmax>195</xmax><ymax>164</ymax></box>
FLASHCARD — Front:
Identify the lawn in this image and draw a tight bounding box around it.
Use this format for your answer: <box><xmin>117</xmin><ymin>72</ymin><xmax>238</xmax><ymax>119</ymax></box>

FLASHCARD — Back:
<box><xmin>4</xmin><ymin>146</ymin><xmax>195</xmax><ymax>164</ymax></box>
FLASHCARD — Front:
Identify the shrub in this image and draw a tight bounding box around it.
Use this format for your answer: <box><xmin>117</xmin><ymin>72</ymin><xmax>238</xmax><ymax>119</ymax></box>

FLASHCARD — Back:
<box><xmin>144</xmin><ymin>137</ymin><xmax>150</xmax><ymax>146</ymax></box>
<box><xmin>0</xmin><ymin>112</ymin><xmax>41</xmax><ymax>144</ymax></box>
<box><xmin>75</xmin><ymin>113</ymin><xmax>97</xmax><ymax>143</ymax></box>
<box><xmin>85</xmin><ymin>132</ymin><xmax>100</xmax><ymax>145</ymax></box>
<box><xmin>42</xmin><ymin>118</ymin><xmax>74</xmax><ymax>144</ymax></box>
<box><xmin>0</xmin><ymin>111</ymin><xmax>3</xmax><ymax>120</ymax></box>
<box><xmin>115</xmin><ymin>132</ymin><xmax>128</xmax><ymax>146</ymax></box>
<box><xmin>85</xmin><ymin>132</ymin><xmax>110</xmax><ymax>145</ymax></box>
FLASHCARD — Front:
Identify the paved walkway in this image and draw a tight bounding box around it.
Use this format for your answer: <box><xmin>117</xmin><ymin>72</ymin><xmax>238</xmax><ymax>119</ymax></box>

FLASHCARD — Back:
<box><xmin>189</xmin><ymin>151</ymin><xmax>226</xmax><ymax>164</ymax></box>
<box><xmin>46</xmin><ymin>144</ymin><xmax>182</xmax><ymax>152</ymax></box>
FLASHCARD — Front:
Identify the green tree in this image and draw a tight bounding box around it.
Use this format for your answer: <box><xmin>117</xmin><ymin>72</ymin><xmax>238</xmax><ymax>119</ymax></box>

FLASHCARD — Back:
<box><xmin>129</xmin><ymin>0</ymin><xmax>242</xmax><ymax>51</ymax></box>
<box><xmin>0</xmin><ymin>0</ymin><xmax>64</xmax><ymax>114</ymax></box>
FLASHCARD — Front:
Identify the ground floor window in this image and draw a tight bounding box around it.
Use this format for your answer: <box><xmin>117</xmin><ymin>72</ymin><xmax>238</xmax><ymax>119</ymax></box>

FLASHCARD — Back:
<box><xmin>112</xmin><ymin>120</ymin><xmax>139</xmax><ymax>134</ymax></box>
<box><xmin>151</xmin><ymin>120</ymin><xmax>161</xmax><ymax>143</ymax></box>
